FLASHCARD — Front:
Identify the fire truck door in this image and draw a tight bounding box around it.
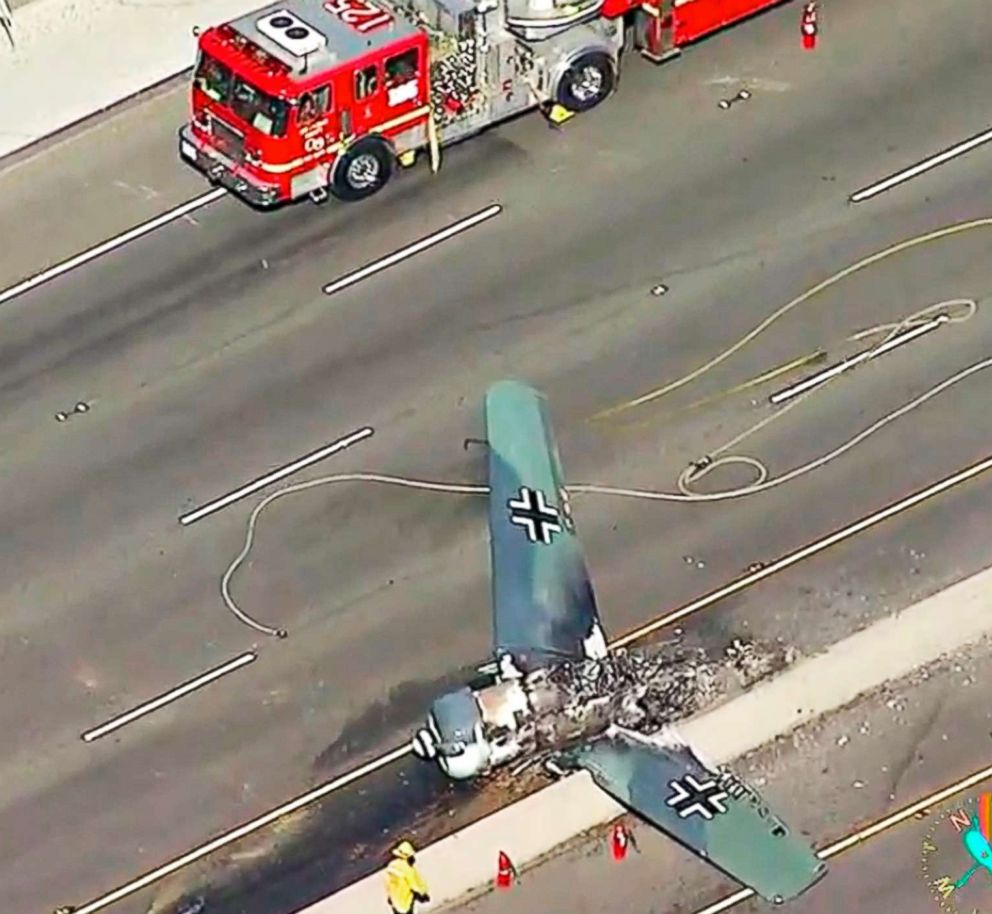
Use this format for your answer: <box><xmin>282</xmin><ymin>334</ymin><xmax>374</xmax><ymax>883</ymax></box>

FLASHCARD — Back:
<box><xmin>297</xmin><ymin>83</ymin><xmax>340</xmax><ymax>158</ymax></box>
<box><xmin>349</xmin><ymin>61</ymin><xmax>384</xmax><ymax>138</ymax></box>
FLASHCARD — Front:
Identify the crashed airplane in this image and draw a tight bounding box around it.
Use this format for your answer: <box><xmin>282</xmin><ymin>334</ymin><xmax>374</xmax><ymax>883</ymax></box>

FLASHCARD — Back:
<box><xmin>411</xmin><ymin>380</ymin><xmax>827</xmax><ymax>904</ymax></box>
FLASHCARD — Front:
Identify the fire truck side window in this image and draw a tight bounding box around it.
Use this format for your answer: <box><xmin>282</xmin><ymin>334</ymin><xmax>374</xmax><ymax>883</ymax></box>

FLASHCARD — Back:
<box><xmin>385</xmin><ymin>49</ymin><xmax>418</xmax><ymax>87</ymax></box>
<box><xmin>355</xmin><ymin>65</ymin><xmax>379</xmax><ymax>100</ymax></box>
<box><xmin>298</xmin><ymin>86</ymin><xmax>331</xmax><ymax>124</ymax></box>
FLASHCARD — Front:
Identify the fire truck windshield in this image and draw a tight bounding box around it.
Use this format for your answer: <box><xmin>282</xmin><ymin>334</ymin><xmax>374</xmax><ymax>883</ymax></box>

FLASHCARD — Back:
<box><xmin>193</xmin><ymin>53</ymin><xmax>290</xmax><ymax>139</ymax></box>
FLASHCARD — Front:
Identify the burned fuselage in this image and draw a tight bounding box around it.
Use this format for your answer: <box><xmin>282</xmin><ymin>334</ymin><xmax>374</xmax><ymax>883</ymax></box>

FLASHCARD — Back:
<box><xmin>413</xmin><ymin>646</ymin><xmax>717</xmax><ymax>780</ymax></box>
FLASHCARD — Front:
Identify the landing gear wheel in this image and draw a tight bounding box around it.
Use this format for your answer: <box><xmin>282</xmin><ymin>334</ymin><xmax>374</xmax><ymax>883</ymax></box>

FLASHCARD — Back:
<box><xmin>331</xmin><ymin>138</ymin><xmax>394</xmax><ymax>202</ymax></box>
<box><xmin>555</xmin><ymin>52</ymin><xmax>615</xmax><ymax>113</ymax></box>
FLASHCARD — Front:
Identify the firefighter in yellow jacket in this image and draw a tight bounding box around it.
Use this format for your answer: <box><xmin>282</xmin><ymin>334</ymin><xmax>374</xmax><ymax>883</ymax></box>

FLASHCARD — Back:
<box><xmin>385</xmin><ymin>840</ymin><xmax>430</xmax><ymax>914</ymax></box>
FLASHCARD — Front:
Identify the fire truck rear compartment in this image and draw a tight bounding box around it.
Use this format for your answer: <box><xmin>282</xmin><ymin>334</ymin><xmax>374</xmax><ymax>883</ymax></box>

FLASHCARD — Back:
<box><xmin>399</xmin><ymin>0</ymin><xmax>620</xmax><ymax>143</ymax></box>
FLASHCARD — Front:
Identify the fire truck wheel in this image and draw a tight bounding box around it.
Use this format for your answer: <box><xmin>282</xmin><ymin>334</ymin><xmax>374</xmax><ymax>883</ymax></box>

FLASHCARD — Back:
<box><xmin>556</xmin><ymin>52</ymin><xmax>615</xmax><ymax>113</ymax></box>
<box><xmin>331</xmin><ymin>139</ymin><xmax>394</xmax><ymax>202</ymax></box>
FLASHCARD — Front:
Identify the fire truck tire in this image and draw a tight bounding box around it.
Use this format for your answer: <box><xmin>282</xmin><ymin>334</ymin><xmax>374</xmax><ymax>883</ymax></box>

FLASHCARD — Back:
<box><xmin>555</xmin><ymin>51</ymin><xmax>615</xmax><ymax>113</ymax></box>
<box><xmin>330</xmin><ymin>138</ymin><xmax>394</xmax><ymax>202</ymax></box>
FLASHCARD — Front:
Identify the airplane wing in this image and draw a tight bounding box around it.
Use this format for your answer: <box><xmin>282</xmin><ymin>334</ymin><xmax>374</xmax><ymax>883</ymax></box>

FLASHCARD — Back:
<box><xmin>558</xmin><ymin>726</ymin><xmax>826</xmax><ymax>903</ymax></box>
<box><xmin>484</xmin><ymin>380</ymin><xmax>607</xmax><ymax>673</ymax></box>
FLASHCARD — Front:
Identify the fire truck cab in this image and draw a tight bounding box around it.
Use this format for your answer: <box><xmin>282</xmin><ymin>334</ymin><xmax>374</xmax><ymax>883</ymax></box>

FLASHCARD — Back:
<box><xmin>179</xmin><ymin>1</ymin><xmax>431</xmax><ymax>205</ymax></box>
<box><xmin>178</xmin><ymin>0</ymin><xmax>788</xmax><ymax>207</ymax></box>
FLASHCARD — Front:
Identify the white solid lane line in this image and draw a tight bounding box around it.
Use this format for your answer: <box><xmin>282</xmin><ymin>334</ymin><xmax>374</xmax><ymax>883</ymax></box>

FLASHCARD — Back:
<box><xmin>850</xmin><ymin>125</ymin><xmax>992</xmax><ymax>203</ymax></box>
<box><xmin>322</xmin><ymin>203</ymin><xmax>502</xmax><ymax>296</ymax></box>
<box><xmin>81</xmin><ymin>652</ymin><xmax>256</xmax><ymax>743</ymax></box>
<box><xmin>61</xmin><ymin>453</ymin><xmax>992</xmax><ymax>912</ymax></box>
<box><xmin>63</xmin><ymin>745</ymin><xmax>411</xmax><ymax>914</ymax></box>
<box><xmin>179</xmin><ymin>427</ymin><xmax>374</xmax><ymax>526</ymax></box>
<box><xmin>692</xmin><ymin>761</ymin><xmax>992</xmax><ymax>914</ymax></box>
<box><xmin>0</xmin><ymin>188</ymin><xmax>226</xmax><ymax>307</ymax></box>
<box><xmin>610</xmin><ymin>451</ymin><xmax>992</xmax><ymax>649</ymax></box>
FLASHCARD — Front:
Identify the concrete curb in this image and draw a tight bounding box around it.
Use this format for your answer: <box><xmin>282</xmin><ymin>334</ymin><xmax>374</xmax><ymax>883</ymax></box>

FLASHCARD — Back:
<box><xmin>306</xmin><ymin>564</ymin><xmax>992</xmax><ymax>914</ymax></box>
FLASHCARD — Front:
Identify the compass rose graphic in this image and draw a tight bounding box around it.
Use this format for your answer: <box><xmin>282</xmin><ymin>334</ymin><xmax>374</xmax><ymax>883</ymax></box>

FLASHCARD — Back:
<box><xmin>921</xmin><ymin>792</ymin><xmax>992</xmax><ymax>912</ymax></box>
<box><xmin>955</xmin><ymin>793</ymin><xmax>992</xmax><ymax>888</ymax></box>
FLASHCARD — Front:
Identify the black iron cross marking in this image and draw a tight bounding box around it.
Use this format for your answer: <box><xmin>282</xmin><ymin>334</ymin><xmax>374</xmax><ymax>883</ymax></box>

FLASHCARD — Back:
<box><xmin>666</xmin><ymin>774</ymin><xmax>730</xmax><ymax>820</ymax></box>
<box><xmin>507</xmin><ymin>486</ymin><xmax>562</xmax><ymax>545</ymax></box>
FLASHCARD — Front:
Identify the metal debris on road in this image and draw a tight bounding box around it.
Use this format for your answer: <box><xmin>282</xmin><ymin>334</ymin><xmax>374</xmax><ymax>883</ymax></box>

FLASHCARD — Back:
<box><xmin>521</xmin><ymin>636</ymin><xmax>793</xmax><ymax>753</ymax></box>
<box><xmin>723</xmin><ymin>637</ymin><xmax>794</xmax><ymax>687</ymax></box>
<box><xmin>55</xmin><ymin>401</ymin><xmax>90</xmax><ymax>422</ymax></box>
<box><xmin>718</xmin><ymin>88</ymin><xmax>752</xmax><ymax>109</ymax></box>
<box><xmin>540</xmin><ymin>642</ymin><xmax>724</xmax><ymax>740</ymax></box>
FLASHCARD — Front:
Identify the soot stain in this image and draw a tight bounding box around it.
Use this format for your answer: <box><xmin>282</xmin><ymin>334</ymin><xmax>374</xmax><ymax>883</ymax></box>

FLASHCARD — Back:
<box><xmin>315</xmin><ymin>664</ymin><xmax>483</xmax><ymax>770</ymax></box>
<box><xmin>160</xmin><ymin>755</ymin><xmax>491</xmax><ymax>914</ymax></box>
<box><xmin>157</xmin><ymin>668</ymin><xmax>499</xmax><ymax>914</ymax></box>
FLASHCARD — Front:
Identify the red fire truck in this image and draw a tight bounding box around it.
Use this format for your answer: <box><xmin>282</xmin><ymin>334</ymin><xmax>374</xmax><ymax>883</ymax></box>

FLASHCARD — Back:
<box><xmin>179</xmin><ymin>0</ymin><xmax>787</xmax><ymax>207</ymax></box>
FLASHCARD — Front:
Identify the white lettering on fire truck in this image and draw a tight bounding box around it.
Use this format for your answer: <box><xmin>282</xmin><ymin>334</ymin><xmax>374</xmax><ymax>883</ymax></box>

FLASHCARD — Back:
<box><xmin>323</xmin><ymin>0</ymin><xmax>392</xmax><ymax>32</ymax></box>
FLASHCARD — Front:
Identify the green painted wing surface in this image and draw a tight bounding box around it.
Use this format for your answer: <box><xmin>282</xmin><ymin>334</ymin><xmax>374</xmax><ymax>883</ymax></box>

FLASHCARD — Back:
<box><xmin>485</xmin><ymin>380</ymin><xmax>605</xmax><ymax>672</ymax></box>
<box><xmin>561</xmin><ymin>727</ymin><xmax>827</xmax><ymax>903</ymax></box>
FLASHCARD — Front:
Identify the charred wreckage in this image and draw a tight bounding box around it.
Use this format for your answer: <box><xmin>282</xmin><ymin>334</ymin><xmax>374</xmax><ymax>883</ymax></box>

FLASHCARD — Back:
<box><xmin>412</xmin><ymin>639</ymin><xmax>784</xmax><ymax>782</ymax></box>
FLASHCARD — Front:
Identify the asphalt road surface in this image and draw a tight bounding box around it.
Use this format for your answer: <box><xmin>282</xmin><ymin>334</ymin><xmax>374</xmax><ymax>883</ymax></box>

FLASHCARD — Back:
<box><xmin>447</xmin><ymin>637</ymin><xmax>992</xmax><ymax>914</ymax></box>
<box><xmin>2</xmin><ymin>0</ymin><xmax>992</xmax><ymax>912</ymax></box>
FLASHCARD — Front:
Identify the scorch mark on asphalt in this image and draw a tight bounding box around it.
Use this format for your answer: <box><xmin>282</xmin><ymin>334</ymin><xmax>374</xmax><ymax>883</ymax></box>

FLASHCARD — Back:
<box><xmin>60</xmin><ymin>745</ymin><xmax>410</xmax><ymax>914</ymax></box>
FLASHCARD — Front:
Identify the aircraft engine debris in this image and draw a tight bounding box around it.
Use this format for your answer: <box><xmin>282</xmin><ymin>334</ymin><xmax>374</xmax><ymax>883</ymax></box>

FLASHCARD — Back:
<box><xmin>474</xmin><ymin>637</ymin><xmax>789</xmax><ymax>766</ymax></box>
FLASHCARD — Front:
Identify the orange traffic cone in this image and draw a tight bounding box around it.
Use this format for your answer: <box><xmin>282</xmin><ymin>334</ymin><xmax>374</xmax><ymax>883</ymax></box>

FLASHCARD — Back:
<box><xmin>801</xmin><ymin>1</ymin><xmax>818</xmax><ymax>50</ymax></box>
<box><xmin>495</xmin><ymin>850</ymin><xmax>518</xmax><ymax>888</ymax></box>
<box><xmin>611</xmin><ymin>822</ymin><xmax>630</xmax><ymax>860</ymax></box>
